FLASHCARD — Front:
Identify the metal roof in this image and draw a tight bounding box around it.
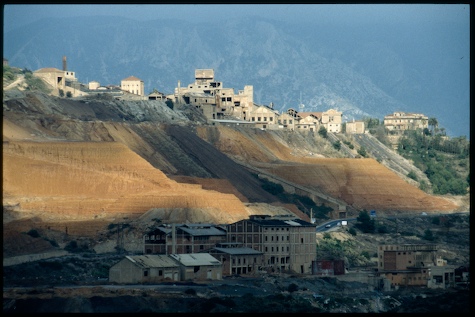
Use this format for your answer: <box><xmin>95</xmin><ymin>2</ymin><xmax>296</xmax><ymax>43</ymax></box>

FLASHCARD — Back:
<box><xmin>125</xmin><ymin>255</ymin><xmax>179</xmax><ymax>269</ymax></box>
<box><xmin>247</xmin><ymin>218</ymin><xmax>315</xmax><ymax>227</ymax></box>
<box><xmin>178</xmin><ymin>226</ymin><xmax>226</xmax><ymax>236</ymax></box>
<box><xmin>169</xmin><ymin>253</ymin><xmax>222</xmax><ymax>266</ymax></box>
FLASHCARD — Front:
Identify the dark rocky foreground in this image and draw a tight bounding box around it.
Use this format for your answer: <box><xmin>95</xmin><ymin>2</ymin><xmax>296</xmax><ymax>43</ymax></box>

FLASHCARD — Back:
<box><xmin>3</xmin><ymin>275</ymin><xmax>471</xmax><ymax>313</ymax></box>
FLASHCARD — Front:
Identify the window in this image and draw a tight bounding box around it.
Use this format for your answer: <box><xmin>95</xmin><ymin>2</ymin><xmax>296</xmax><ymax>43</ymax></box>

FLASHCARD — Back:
<box><xmin>144</xmin><ymin>270</ymin><xmax>149</xmax><ymax>277</ymax></box>
<box><xmin>159</xmin><ymin>270</ymin><xmax>163</xmax><ymax>276</ymax></box>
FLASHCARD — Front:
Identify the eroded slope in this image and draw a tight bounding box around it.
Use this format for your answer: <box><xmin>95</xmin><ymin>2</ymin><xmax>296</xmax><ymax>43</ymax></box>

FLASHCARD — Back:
<box><xmin>3</xmin><ymin>141</ymin><xmax>250</xmax><ymax>224</ymax></box>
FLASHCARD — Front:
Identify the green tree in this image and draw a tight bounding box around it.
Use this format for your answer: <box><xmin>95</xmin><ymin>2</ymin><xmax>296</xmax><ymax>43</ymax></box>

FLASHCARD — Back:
<box><xmin>333</xmin><ymin>140</ymin><xmax>341</xmax><ymax>150</ymax></box>
<box><xmin>318</xmin><ymin>126</ymin><xmax>328</xmax><ymax>138</ymax></box>
<box><xmin>356</xmin><ymin>210</ymin><xmax>375</xmax><ymax>233</ymax></box>
<box><xmin>357</xmin><ymin>146</ymin><xmax>367</xmax><ymax>158</ymax></box>
<box><xmin>407</xmin><ymin>170</ymin><xmax>418</xmax><ymax>181</ymax></box>
<box><xmin>428</xmin><ymin>117</ymin><xmax>438</xmax><ymax>135</ymax></box>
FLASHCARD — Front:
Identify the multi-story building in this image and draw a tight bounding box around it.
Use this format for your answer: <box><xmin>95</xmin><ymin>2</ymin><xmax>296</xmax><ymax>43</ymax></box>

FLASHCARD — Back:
<box><xmin>376</xmin><ymin>243</ymin><xmax>454</xmax><ymax>288</ymax></box>
<box><xmin>143</xmin><ymin>223</ymin><xmax>227</xmax><ymax>255</ymax></box>
<box><xmin>121</xmin><ymin>75</ymin><xmax>145</xmax><ymax>96</ymax></box>
<box><xmin>208</xmin><ymin>242</ymin><xmax>264</xmax><ymax>276</ymax></box>
<box><xmin>249</xmin><ymin>104</ymin><xmax>278</xmax><ymax>129</ymax></box>
<box><xmin>277</xmin><ymin>111</ymin><xmax>298</xmax><ymax>130</ymax></box>
<box><xmin>321</xmin><ymin>109</ymin><xmax>342</xmax><ymax>133</ymax></box>
<box><xmin>226</xmin><ymin>215</ymin><xmax>316</xmax><ymax>274</ymax></box>
<box><xmin>295</xmin><ymin>112</ymin><xmax>321</xmax><ymax>132</ymax></box>
<box><xmin>174</xmin><ymin>69</ymin><xmax>254</xmax><ymax>121</ymax></box>
<box><xmin>383</xmin><ymin>111</ymin><xmax>428</xmax><ymax>133</ymax></box>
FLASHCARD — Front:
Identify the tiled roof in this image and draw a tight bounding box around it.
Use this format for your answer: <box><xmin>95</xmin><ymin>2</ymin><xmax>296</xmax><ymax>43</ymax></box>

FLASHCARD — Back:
<box><xmin>299</xmin><ymin>112</ymin><xmax>322</xmax><ymax>119</ymax></box>
<box><xmin>122</xmin><ymin>76</ymin><xmax>143</xmax><ymax>82</ymax></box>
<box><xmin>34</xmin><ymin>67</ymin><xmax>64</xmax><ymax>73</ymax></box>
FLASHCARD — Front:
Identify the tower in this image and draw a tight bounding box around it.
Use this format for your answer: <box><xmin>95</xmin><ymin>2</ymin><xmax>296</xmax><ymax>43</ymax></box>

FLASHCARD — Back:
<box><xmin>62</xmin><ymin>56</ymin><xmax>67</xmax><ymax>71</ymax></box>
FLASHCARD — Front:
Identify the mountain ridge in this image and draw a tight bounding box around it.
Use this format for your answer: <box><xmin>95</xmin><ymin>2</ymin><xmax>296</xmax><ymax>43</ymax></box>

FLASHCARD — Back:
<box><xmin>3</xmin><ymin>15</ymin><xmax>469</xmax><ymax>137</ymax></box>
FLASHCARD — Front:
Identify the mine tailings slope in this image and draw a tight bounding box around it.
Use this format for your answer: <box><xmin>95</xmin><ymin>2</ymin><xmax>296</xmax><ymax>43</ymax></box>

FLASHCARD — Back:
<box><xmin>3</xmin><ymin>140</ymin><xmax>251</xmax><ymax>225</ymax></box>
<box><xmin>197</xmin><ymin>125</ymin><xmax>459</xmax><ymax>214</ymax></box>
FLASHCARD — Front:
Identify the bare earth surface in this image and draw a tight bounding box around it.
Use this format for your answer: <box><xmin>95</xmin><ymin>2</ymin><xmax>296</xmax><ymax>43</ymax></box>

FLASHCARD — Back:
<box><xmin>2</xmin><ymin>88</ymin><xmax>470</xmax><ymax>313</ymax></box>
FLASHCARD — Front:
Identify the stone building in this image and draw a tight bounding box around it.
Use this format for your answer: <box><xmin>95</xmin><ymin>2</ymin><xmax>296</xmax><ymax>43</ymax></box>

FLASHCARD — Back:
<box><xmin>109</xmin><ymin>254</ymin><xmax>180</xmax><ymax>284</ymax></box>
<box><xmin>345</xmin><ymin>120</ymin><xmax>365</xmax><ymax>134</ymax></box>
<box><xmin>173</xmin><ymin>69</ymin><xmax>254</xmax><ymax>121</ymax></box>
<box><xmin>321</xmin><ymin>109</ymin><xmax>342</xmax><ymax>133</ymax></box>
<box><xmin>226</xmin><ymin>215</ymin><xmax>316</xmax><ymax>274</ymax></box>
<box><xmin>121</xmin><ymin>75</ymin><xmax>144</xmax><ymax>96</ymax></box>
<box><xmin>143</xmin><ymin>223</ymin><xmax>227</xmax><ymax>255</ymax></box>
<box><xmin>296</xmin><ymin>112</ymin><xmax>321</xmax><ymax>132</ymax></box>
<box><xmin>376</xmin><ymin>243</ymin><xmax>454</xmax><ymax>288</ymax></box>
<box><xmin>33</xmin><ymin>67</ymin><xmax>87</xmax><ymax>97</ymax></box>
<box><xmin>383</xmin><ymin>111</ymin><xmax>428</xmax><ymax>133</ymax></box>
<box><xmin>249</xmin><ymin>104</ymin><xmax>278</xmax><ymax>129</ymax></box>
<box><xmin>208</xmin><ymin>242</ymin><xmax>264</xmax><ymax>276</ymax></box>
<box><xmin>169</xmin><ymin>253</ymin><xmax>223</xmax><ymax>281</ymax></box>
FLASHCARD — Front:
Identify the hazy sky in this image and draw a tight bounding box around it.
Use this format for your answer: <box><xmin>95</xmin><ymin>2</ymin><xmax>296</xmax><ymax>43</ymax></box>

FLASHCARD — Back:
<box><xmin>3</xmin><ymin>4</ymin><xmax>470</xmax><ymax>33</ymax></box>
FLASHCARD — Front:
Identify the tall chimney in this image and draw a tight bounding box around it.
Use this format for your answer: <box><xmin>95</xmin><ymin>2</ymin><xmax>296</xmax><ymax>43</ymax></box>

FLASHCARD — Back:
<box><xmin>62</xmin><ymin>56</ymin><xmax>67</xmax><ymax>71</ymax></box>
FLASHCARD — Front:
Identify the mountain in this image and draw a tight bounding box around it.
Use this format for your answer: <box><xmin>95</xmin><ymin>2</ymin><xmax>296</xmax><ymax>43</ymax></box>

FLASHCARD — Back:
<box><xmin>3</xmin><ymin>16</ymin><xmax>469</xmax><ymax>138</ymax></box>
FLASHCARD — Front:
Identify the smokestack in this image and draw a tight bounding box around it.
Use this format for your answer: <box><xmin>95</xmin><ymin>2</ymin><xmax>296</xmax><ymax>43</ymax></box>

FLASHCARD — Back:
<box><xmin>62</xmin><ymin>56</ymin><xmax>67</xmax><ymax>71</ymax></box>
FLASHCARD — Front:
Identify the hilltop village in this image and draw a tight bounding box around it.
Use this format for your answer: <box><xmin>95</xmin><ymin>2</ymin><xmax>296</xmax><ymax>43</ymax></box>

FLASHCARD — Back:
<box><xmin>3</xmin><ymin>57</ymin><xmax>466</xmax><ymax>296</ymax></box>
<box><xmin>28</xmin><ymin>56</ymin><xmax>430</xmax><ymax>137</ymax></box>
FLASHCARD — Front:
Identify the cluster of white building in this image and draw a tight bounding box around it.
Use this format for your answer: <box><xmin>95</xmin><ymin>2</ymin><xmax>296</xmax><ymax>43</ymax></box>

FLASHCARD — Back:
<box><xmin>30</xmin><ymin>57</ymin><xmax>431</xmax><ymax>136</ymax></box>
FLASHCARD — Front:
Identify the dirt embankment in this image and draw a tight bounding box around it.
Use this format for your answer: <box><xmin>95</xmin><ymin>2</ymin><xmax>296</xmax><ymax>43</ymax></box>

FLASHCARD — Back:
<box><xmin>2</xmin><ymin>90</ymin><xmax>466</xmax><ymax>257</ymax></box>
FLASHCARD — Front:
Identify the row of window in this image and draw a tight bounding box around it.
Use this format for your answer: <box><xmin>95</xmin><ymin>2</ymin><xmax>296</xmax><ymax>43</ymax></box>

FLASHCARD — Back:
<box><xmin>251</xmin><ymin>116</ymin><xmax>274</xmax><ymax>122</ymax></box>
<box><xmin>265</xmin><ymin>246</ymin><xmax>290</xmax><ymax>253</ymax></box>
<box><xmin>231</xmin><ymin>257</ymin><xmax>259</xmax><ymax>265</ymax></box>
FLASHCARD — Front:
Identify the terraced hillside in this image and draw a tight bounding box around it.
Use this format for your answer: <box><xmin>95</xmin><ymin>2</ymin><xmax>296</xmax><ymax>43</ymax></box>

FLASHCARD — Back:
<box><xmin>197</xmin><ymin>125</ymin><xmax>459</xmax><ymax>214</ymax></box>
<box><xmin>2</xmin><ymin>89</ymin><xmax>464</xmax><ymax>257</ymax></box>
<box><xmin>3</xmin><ymin>140</ymin><xmax>250</xmax><ymax>223</ymax></box>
